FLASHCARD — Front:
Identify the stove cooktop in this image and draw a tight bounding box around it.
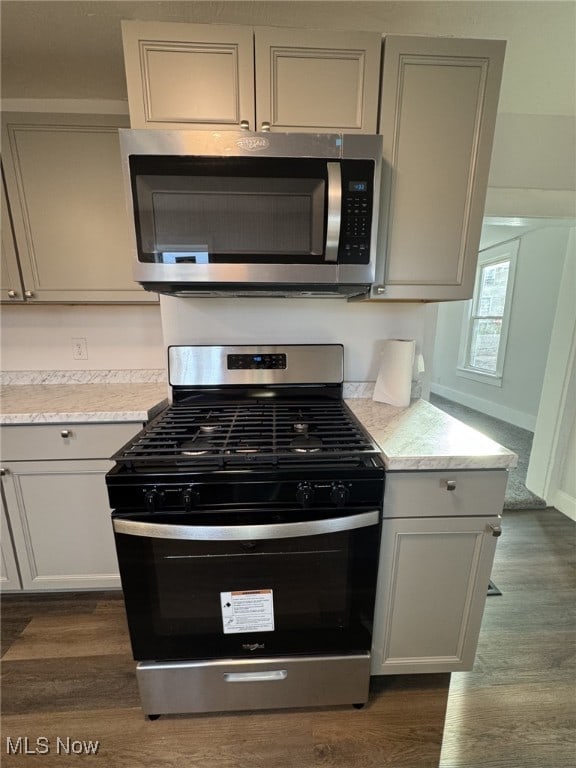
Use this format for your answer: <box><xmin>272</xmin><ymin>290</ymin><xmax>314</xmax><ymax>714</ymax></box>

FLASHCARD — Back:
<box><xmin>112</xmin><ymin>399</ymin><xmax>382</xmax><ymax>471</ymax></box>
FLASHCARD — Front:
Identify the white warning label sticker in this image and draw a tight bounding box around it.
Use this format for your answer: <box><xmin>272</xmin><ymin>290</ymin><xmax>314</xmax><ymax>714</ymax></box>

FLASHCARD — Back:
<box><xmin>220</xmin><ymin>589</ymin><xmax>275</xmax><ymax>634</ymax></box>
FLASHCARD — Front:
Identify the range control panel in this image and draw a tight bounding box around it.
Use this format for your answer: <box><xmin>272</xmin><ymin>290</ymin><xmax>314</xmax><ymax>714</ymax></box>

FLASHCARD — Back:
<box><xmin>227</xmin><ymin>353</ymin><xmax>287</xmax><ymax>370</ymax></box>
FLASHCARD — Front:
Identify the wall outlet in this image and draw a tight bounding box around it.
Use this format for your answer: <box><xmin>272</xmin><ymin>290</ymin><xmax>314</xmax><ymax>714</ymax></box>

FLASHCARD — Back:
<box><xmin>72</xmin><ymin>337</ymin><xmax>88</xmax><ymax>360</ymax></box>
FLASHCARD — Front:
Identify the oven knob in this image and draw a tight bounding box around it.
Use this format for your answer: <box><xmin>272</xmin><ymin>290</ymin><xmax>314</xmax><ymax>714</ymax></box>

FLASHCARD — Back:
<box><xmin>296</xmin><ymin>483</ymin><xmax>315</xmax><ymax>508</ymax></box>
<box><xmin>144</xmin><ymin>488</ymin><xmax>165</xmax><ymax>512</ymax></box>
<box><xmin>182</xmin><ymin>486</ymin><xmax>200</xmax><ymax>512</ymax></box>
<box><xmin>330</xmin><ymin>482</ymin><xmax>350</xmax><ymax>507</ymax></box>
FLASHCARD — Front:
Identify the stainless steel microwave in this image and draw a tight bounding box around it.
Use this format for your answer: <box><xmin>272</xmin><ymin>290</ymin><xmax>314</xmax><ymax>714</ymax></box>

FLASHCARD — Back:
<box><xmin>119</xmin><ymin>130</ymin><xmax>382</xmax><ymax>298</ymax></box>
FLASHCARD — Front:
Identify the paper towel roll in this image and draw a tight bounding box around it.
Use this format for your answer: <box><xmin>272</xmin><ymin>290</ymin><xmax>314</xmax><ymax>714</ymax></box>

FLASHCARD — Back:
<box><xmin>373</xmin><ymin>339</ymin><xmax>416</xmax><ymax>407</ymax></box>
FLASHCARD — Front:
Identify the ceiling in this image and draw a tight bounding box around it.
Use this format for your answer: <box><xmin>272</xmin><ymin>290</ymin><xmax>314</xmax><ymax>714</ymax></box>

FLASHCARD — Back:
<box><xmin>1</xmin><ymin>1</ymin><xmax>575</xmax><ymax>116</ymax></box>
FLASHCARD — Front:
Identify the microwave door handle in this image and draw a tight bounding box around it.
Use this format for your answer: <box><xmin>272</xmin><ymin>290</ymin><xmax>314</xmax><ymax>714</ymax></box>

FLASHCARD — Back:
<box><xmin>325</xmin><ymin>162</ymin><xmax>342</xmax><ymax>263</ymax></box>
<box><xmin>112</xmin><ymin>510</ymin><xmax>379</xmax><ymax>541</ymax></box>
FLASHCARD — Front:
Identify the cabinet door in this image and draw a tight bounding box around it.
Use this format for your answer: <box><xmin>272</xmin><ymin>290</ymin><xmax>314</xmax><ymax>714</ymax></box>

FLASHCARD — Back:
<box><xmin>1</xmin><ymin>460</ymin><xmax>120</xmax><ymax>591</ymax></box>
<box><xmin>122</xmin><ymin>21</ymin><xmax>255</xmax><ymax>130</ymax></box>
<box><xmin>1</xmin><ymin>499</ymin><xmax>22</xmax><ymax>590</ymax></box>
<box><xmin>371</xmin><ymin>36</ymin><xmax>505</xmax><ymax>301</ymax></box>
<box><xmin>255</xmin><ymin>27</ymin><xmax>381</xmax><ymax>133</ymax></box>
<box><xmin>1</xmin><ymin>112</ymin><xmax>156</xmax><ymax>303</ymax></box>
<box><xmin>1</xmin><ymin>167</ymin><xmax>25</xmax><ymax>303</ymax></box>
<box><xmin>371</xmin><ymin>515</ymin><xmax>500</xmax><ymax>674</ymax></box>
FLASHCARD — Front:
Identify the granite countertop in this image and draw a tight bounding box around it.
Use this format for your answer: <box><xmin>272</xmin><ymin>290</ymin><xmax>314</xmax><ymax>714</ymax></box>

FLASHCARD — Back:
<box><xmin>0</xmin><ymin>383</ymin><xmax>168</xmax><ymax>424</ymax></box>
<box><xmin>0</xmin><ymin>376</ymin><xmax>517</xmax><ymax>470</ymax></box>
<box><xmin>346</xmin><ymin>398</ymin><xmax>518</xmax><ymax>471</ymax></box>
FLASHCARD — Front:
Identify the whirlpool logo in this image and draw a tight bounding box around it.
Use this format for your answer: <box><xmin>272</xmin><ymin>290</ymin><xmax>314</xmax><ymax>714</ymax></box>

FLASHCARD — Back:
<box><xmin>242</xmin><ymin>642</ymin><xmax>265</xmax><ymax>651</ymax></box>
<box><xmin>236</xmin><ymin>137</ymin><xmax>270</xmax><ymax>151</ymax></box>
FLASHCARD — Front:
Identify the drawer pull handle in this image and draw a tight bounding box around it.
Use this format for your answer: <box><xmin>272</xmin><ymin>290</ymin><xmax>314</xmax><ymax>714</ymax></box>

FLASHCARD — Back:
<box><xmin>60</xmin><ymin>429</ymin><xmax>72</xmax><ymax>438</ymax></box>
<box><xmin>0</xmin><ymin>468</ymin><xmax>7</xmax><ymax>476</ymax></box>
<box><xmin>445</xmin><ymin>479</ymin><xmax>456</xmax><ymax>491</ymax></box>
<box><xmin>224</xmin><ymin>670</ymin><xmax>287</xmax><ymax>683</ymax></box>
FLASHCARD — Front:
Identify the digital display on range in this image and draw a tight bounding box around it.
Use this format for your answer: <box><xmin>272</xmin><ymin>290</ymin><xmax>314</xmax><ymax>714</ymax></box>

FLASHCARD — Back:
<box><xmin>228</xmin><ymin>353</ymin><xmax>287</xmax><ymax>370</ymax></box>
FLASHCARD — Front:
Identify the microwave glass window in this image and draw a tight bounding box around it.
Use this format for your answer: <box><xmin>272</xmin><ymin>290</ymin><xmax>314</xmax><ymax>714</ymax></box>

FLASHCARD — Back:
<box><xmin>130</xmin><ymin>156</ymin><xmax>334</xmax><ymax>265</ymax></box>
<box><xmin>136</xmin><ymin>176</ymin><xmax>325</xmax><ymax>261</ymax></box>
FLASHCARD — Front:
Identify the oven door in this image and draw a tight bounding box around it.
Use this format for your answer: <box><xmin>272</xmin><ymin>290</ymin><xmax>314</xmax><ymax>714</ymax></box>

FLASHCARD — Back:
<box><xmin>112</xmin><ymin>508</ymin><xmax>381</xmax><ymax>662</ymax></box>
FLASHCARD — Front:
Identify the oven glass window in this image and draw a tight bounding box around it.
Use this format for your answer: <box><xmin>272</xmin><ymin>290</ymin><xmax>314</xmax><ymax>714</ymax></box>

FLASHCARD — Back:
<box><xmin>115</xmin><ymin>517</ymin><xmax>379</xmax><ymax>662</ymax></box>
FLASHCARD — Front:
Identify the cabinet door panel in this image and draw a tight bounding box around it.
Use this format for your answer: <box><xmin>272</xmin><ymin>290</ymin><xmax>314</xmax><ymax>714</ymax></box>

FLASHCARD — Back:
<box><xmin>1</xmin><ymin>168</ymin><xmax>25</xmax><ymax>302</ymax></box>
<box><xmin>373</xmin><ymin>36</ymin><xmax>505</xmax><ymax>301</ymax></box>
<box><xmin>255</xmin><ymin>27</ymin><xmax>381</xmax><ymax>133</ymax></box>
<box><xmin>1</xmin><ymin>501</ymin><xmax>22</xmax><ymax>590</ymax></box>
<box><xmin>371</xmin><ymin>515</ymin><xmax>499</xmax><ymax>674</ymax></box>
<box><xmin>388</xmin><ymin>62</ymin><xmax>483</xmax><ymax>284</ymax></box>
<box><xmin>2</xmin><ymin>113</ymin><xmax>155</xmax><ymax>303</ymax></box>
<box><xmin>122</xmin><ymin>21</ymin><xmax>255</xmax><ymax>130</ymax></box>
<box><xmin>2</xmin><ymin>461</ymin><xmax>120</xmax><ymax>591</ymax></box>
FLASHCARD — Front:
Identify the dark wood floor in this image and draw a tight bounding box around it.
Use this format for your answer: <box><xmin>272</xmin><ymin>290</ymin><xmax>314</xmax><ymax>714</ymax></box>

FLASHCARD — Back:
<box><xmin>2</xmin><ymin>508</ymin><xmax>574</xmax><ymax>768</ymax></box>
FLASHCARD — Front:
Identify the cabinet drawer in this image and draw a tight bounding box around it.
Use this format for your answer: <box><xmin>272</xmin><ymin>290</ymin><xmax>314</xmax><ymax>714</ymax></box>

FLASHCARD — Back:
<box><xmin>0</xmin><ymin>423</ymin><xmax>141</xmax><ymax>461</ymax></box>
<box><xmin>383</xmin><ymin>470</ymin><xmax>508</xmax><ymax>519</ymax></box>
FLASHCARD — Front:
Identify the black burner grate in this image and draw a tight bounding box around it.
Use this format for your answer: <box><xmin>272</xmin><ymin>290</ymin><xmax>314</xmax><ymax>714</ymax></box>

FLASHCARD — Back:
<box><xmin>113</xmin><ymin>401</ymin><xmax>381</xmax><ymax>468</ymax></box>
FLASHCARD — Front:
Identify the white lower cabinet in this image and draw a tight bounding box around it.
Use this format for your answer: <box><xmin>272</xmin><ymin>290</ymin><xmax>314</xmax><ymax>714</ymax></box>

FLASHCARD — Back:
<box><xmin>371</xmin><ymin>470</ymin><xmax>506</xmax><ymax>674</ymax></box>
<box><xmin>1</xmin><ymin>498</ymin><xmax>22</xmax><ymax>590</ymax></box>
<box><xmin>0</xmin><ymin>423</ymin><xmax>140</xmax><ymax>591</ymax></box>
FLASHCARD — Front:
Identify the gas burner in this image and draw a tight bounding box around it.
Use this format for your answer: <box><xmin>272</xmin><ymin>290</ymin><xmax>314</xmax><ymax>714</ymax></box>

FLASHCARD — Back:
<box><xmin>180</xmin><ymin>438</ymin><xmax>214</xmax><ymax>456</ymax></box>
<box><xmin>290</xmin><ymin>435</ymin><xmax>323</xmax><ymax>453</ymax></box>
<box><xmin>290</xmin><ymin>422</ymin><xmax>321</xmax><ymax>451</ymax></box>
<box><xmin>199</xmin><ymin>423</ymin><xmax>221</xmax><ymax>434</ymax></box>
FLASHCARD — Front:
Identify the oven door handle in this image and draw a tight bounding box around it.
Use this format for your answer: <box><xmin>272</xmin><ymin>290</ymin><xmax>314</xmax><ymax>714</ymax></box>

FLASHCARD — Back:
<box><xmin>112</xmin><ymin>510</ymin><xmax>379</xmax><ymax>541</ymax></box>
<box><xmin>325</xmin><ymin>162</ymin><xmax>342</xmax><ymax>263</ymax></box>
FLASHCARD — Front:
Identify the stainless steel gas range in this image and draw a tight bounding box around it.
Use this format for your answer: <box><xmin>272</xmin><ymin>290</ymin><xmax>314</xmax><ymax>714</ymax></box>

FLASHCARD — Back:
<box><xmin>106</xmin><ymin>344</ymin><xmax>385</xmax><ymax>718</ymax></box>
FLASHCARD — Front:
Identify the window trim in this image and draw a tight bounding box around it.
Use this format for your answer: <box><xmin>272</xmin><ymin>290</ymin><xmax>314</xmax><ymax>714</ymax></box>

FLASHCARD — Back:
<box><xmin>457</xmin><ymin>239</ymin><xmax>519</xmax><ymax>385</ymax></box>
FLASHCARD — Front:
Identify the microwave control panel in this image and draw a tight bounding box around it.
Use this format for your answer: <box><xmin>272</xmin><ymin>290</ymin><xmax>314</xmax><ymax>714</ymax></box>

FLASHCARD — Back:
<box><xmin>338</xmin><ymin>160</ymin><xmax>374</xmax><ymax>264</ymax></box>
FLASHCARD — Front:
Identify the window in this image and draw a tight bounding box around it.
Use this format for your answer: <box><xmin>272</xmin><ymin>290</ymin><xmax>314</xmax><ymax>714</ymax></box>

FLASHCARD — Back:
<box><xmin>458</xmin><ymin>239</ymin><xmax>519</xmax><ymax>384</ymax></box>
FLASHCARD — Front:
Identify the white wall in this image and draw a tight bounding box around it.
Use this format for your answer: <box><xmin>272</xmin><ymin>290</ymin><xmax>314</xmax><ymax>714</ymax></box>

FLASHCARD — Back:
<box><xmin>0</xmin><ymin>304</ymin><xmax>164</xmax><ymax>371</ymax></box>
<box><xmin>431</xmin><ymin>226</ymin><xmax>570</xmax><ymax>429</ymax></box>
<box><xmin>557</xmin><ymin>418</ymin><xmax>576</xmax><ymax>519</ymax></box>
<box><xmin>160</xmin><ymin>296</ymin><xmax>434</xmax><ymax>387</ymax></box>
<box><xmin>527</xmin><ymin>227</ymin><xmax>576</xmax><ymax>517</ymax></box>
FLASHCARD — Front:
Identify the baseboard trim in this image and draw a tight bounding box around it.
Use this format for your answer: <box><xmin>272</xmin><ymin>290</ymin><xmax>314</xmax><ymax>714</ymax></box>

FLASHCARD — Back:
<box><xmin>430</xmin><ymin>383</ymin><xmax>536</xmax><ymax>431</ymax></box>
<box><xmin>551</xmin><ymin>490</ymin><xmax>576</xmax><ymax>522</ymax></box>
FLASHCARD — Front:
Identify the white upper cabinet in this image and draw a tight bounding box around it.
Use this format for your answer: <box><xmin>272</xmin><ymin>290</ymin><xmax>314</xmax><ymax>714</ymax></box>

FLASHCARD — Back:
<box><xmin>1</xmin><ymin>169</ymin><xmax>25</xmax><ymax>302</ymax></box>
<box><xmin>122</xmin><ymin>21</ymin><xmax>256</xmax><ymax>130</ymax></box>
<box><xmin>254</xmin><ymin>27</ymin><xmax>380</xmax><ymax>133</ymax></box>
<box><xmin>1</xmin><ymin>112</ymin><xmax>155</xmax><ymax>303</ymax></box>
<box><xmin>122</xmin><ymin>21</ymin><xmax>381</xmax><ymax>133</ymax></box>
<box><xmin>370</xmin><ymin>36</ymin><xmax>505</xmax><ymax>301</ymax></box>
